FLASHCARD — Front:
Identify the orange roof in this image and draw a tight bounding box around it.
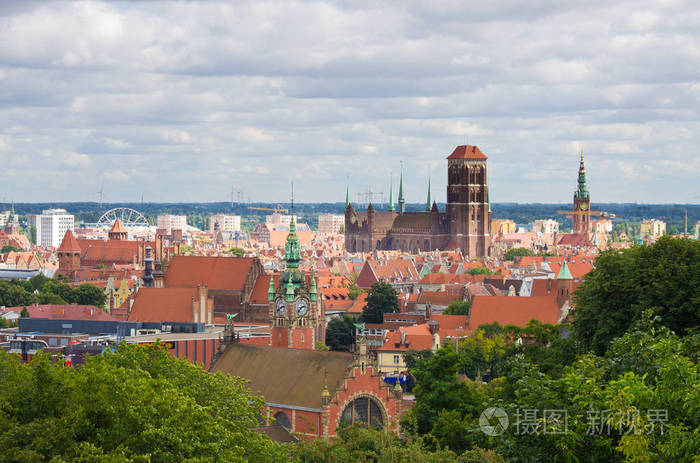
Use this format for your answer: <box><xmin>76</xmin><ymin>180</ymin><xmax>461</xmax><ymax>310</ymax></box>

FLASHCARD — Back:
<box><xmin>348</xmin><ymin>293</ymin><xmax>368</xmax><ymax>314</ymax></box>
<box><xmin>57</xmin><ymin>229</ymin><xmax>81</xmax><ymax>252</ymax></box>
<box><xmin>468</xmin><ymin>296</ymin><xmax>560</xmax><ymax>331</ymax></box>
<box><xmin>109</xmin><ymin>219</ymin><xmax>127</xmax><ymax>234</ymax></box>
<box><xmin>165</xmin><ymin>256</ymin><xmax>255</xmax><ymax>290</ymax></box>
<box><xmin>128</xmin><ymin>287</ymin><xmax>199</xmax><ymax>323</ymax></box>
<box><xmin>7</xmin><ymin>304</ymin><xmax>119</xmax><ymax>322</ymax></box>
<box><xmin>447</xmin><ymin>145</ymin><xmax>487</xmax><ymax>160</ymax></box>
<box><xmin>377</xmin><ymin>324</ymin><xmax>434</xmax><ymax>352</ymax></box>
<box><xmin>431</xmin><ymin>314</ymin><xmax>468</xmax><ymax>331</ymax></box>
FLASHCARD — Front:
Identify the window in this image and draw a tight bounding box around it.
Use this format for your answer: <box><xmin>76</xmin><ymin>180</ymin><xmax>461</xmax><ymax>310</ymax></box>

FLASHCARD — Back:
<box><xmin>339</xmin><ymin>397</ymin><xmax>385</xmax><ymax>429</ymax></box>
<box><xmin>393</xmin><ymin>355</ymin><xmax>400</xmax><ymax>364</ymax></box>
<box><xmin>274</xmin><ymin>411</ymin><xmax>291</xmax><ymax>430</ymax></box>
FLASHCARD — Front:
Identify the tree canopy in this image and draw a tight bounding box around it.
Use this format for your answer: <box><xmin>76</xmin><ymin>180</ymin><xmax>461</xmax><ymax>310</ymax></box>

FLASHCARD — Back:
<box><xmin>360</xmin><ymin>282</ymin><xmax>399</xmax><ymax>324</ymax></box>
<box><xmin>0</xmin><ymin>275</ymin><xmax>106</xmax><ymax>308</ymax></box>
<box><xmin>442</xmin><ymin>301</ymin><xmax>471</xmax><ymax>316</ymax></box>
<box><xmin>573</xmin><ymin>236</ymin><xmax>700</xmax><ymax>354</ymax></box>
<box><xmin>0</xmin><ymin>342</ymin><xmax>287</xmax><ymax>463</ymax></box>
<box><xmin>325</xmin><ymin>316</ymin><xmax>355</xmax><ymax>350</ymax></box>
<box><xmin>503</xmin><ymin>247</ymin><xmax>535</xmax><ymax>261</ymax></box>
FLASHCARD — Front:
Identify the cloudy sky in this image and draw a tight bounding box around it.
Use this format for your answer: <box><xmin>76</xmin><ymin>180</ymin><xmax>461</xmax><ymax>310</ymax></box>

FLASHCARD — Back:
<box><xmin>1</xmin><ymin>1</ymin><xmax>699</xmax><ymax>204</ymax></box>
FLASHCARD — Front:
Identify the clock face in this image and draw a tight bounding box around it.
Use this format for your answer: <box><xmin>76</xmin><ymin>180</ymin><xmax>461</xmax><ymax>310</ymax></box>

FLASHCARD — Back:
<box><xmin>276</xmin><ymin>299</ymin><xmax>286</xmax><ymax>316</ymax></box>
<box><xmin>580</xmin><ymin>203</ymin><xmax>588</xmax><ymax>211</ymax></box>
<box><xmin>295</xmin><ymin>299</ymin><xmax>308</xmax><ymax>316</ymax></box>
<box><xmin>350</xmin><ymin>215</ymin><xmax>356</xmax><ymax>224</ymax></box>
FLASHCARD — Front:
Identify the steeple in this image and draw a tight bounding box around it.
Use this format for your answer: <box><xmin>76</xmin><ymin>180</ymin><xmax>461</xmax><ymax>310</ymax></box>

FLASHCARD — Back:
<box><xmin>143</xmin><ymin>245</ymin><xmax>154</xmax><ymax>287</ymax></box>
<box><xmin>425</xmin><ymin>175</ymin><xmax>432</xmax><ymax>212</ymax></box>
<box><xmin>557</xmin><ymin>260</ymin><xmax>573</xmax><ymax>280</ymax></box>
<box><xmin>268</xmin><ymin>273</ymin><xmax>275</xmax><ymax>301</ymax></box>
<box><xmin>284</xmin><ymin>217</ymin><xmax>301</xmax><ymax>269</ymax></box>
<box><xmin>387</xmin><ymin>177</ymin><xmax>395</xmax><ymax>212</ymax></box>
<box><xmin>345</xmin><ymin>184</ymin><xmax>350</xmax><ymax>210</ymax></box>
<box><xmin>398</xmin><ymin>166</ymin><xmax>405</xmax><ymax>215</ymax></box>
<box><xmin>575</xmin><ymin>150</ymin><xmax>589</xmax><ymax>199</ymax></box>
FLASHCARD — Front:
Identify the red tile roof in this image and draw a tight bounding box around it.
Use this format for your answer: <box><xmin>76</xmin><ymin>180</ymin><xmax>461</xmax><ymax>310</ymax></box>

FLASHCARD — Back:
<box><xmin>109</xmin><ymin>219</ymin><xmax>127</xmax><ymax>234</ymax></box>
<box><xmin>447</xmin><ymin>145</ymin><xmax>488</xmax><ymax>160</ymax></box>
<box><xmin>57</xmin><ymin>229</ymin><xmax>81</xmax><ymax>252</ymax></box>
<box><xmin>348</xmin><ymin>293</ymin><xmax>368</xmax><ymax>314</ymax></box>
<box><xmin>128</xmin><ymin>287</ymin><xmax>199</xmax><ymax>323</ymax></box>
<box><xmin>165</xmin><ymin>256</ymin><xmax>255</xmax><ymax>290</ymax></box>
<box><xmin>7</xmin><ymin>304</ymin><xmax>119</xmax><ymax>321</ymax></box>
<box><xmin>377</xmin><ymin>324</ymin><xmax>434</xmax><ymax>352</ymax></box>
<box><xmin>468</xmin><ymin>296</ymin><xmax>560</xmax><ymax>330</ymax></box>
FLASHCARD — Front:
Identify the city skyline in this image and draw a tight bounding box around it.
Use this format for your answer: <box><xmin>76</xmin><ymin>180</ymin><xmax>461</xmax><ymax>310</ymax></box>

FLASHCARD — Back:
<box><xmin>1</xmin><ymin>1</ymin><xmax>699</xmax><ymax>204</ymax></box>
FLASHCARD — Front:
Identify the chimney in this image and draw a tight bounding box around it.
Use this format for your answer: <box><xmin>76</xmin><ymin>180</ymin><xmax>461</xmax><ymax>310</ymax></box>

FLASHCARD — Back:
<box><xmin>428</xmin><ymin>320</ymin><xmax>439</xmax><ymax>335</ymax></box>
<box><xmin>198</xmin><ymin>285</ymin><xmax>207</xmax><ymax>324</ymax></box>
<box><xmin>400</xmin><ymin>331</ymin><xmax>406</xmax><ymax>345</ymax></box>
<box><xmin>191</xmin><ymin>297</ymin><xmax>198</xmax><ymax>323</ymax></box>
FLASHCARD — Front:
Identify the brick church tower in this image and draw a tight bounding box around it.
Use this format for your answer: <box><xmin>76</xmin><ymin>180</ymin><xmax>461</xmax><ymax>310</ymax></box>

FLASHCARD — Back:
<box><xmin>446</xmin><ymin>145</ymin><xmax>491</xmax><ymax>258</ymax></box>
<box><xmin>268</xmin><ymin>218</ymin><xmax>321</xmax><ymax>349</ymax></box>
<box><xmin>57</xmin><ymin>229</ymin><xmax>81</xmax><ymax>274</ymax></box>
<box><xmin>572</xmin><ymin>151</ymin><xmax>591</xmax><ymax>234</ymax></box>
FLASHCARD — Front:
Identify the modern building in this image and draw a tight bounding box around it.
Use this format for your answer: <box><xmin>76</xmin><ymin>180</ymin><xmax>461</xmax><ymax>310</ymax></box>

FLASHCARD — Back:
<box><xmin>266</xmin><ymin>213</ymin><xmax>297</xmax><ymax>227</ymax></box>
<box><xmin>533</xmin><ymin>219</ymin><xmax>560</xmax><ymax>234</ymax></box>
<box><xmin>157</xmin><ymin>214</ymin><xmax>187</xmax><ymax>234</ymax></box>
<box><xmin>210</xmin><ymin>214</ymin><xmax>241</xmax><ymax>233</ymax></box>
<box><xmin>640</xmin><ymin>219</ymin><xmax>666</xmax><ymax>238</ymax></box>
<box><xmin>36</xmin><ymin>209</ymin><xmax>74</xmax><ymax>248</ymax></box>
<box><xmin>317</xmin><ymin>213</ymin><xmax>344</xmax><ymax>234</ymax></box>
<box><xmin>344</xmin><ymin>145</ymin><xmax>492</xmax><ymax>257</ymax></box>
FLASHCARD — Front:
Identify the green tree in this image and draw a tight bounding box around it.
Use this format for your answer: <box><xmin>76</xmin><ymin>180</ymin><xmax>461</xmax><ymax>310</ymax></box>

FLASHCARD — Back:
<box><xmin>0</xmin><ymin>342</ymin><xmax>287</xmax><ymax>462</ymax></box>
<box><xmin>20</xmin><ymin>307</ymin><xmax>29</xmax><ymax>318</ymax></box>
<box><xmin>325</xmin><ymin>317</ymin><xmax>354</xmax><ymax>350</ymax></box>
<box><xmin>229</xmin><ymin>246</ymin><xmax>246</xmax><ymax>257</ymax></box>
<box><xmin>443</xmin><ymin>301</ymin><xmax>471</xmax><ymax>316</ymax></box>
<box><xmin>467</xmin><ymin>267</ymin><xmax>492</xmax><ymax>276</ymax></box>
<box><xmin>360</xmin><ymin>282</ymin><xmax>399</xmax><ymax>323</ymax></box>
<box><xmin>73</xmin><ymin>284</ymin><xmax>107</xmax><ymax>307</ymax></box>
<box><xmin>27</xmin><ymin>274</ymin><xmax>50</xmax><ymax>291</ymax></box>
<box><xmin>573</xmin><ymin>236</ymin><xmax>700</xmax><ymax>354</ymax></box>
<box><xmin>503</xmin><ymin>247</ymin><xmax>535</xmax><ymax>261</ymax></box>
<box><xmin>0</xmin><ymin>245</ymin><xmax>20</xmax><ymax>253</ymax></box>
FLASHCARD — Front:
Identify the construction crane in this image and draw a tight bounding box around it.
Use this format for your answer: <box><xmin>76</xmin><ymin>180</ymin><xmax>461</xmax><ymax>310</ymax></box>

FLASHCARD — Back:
<box><xmin>556</xmin><ymin>209</ymin><xmax>616</xmax><ymax>219</ymax></box>
<box><xmin>247</xmin><ymin>204</ymin><xmax>289</xmax><ymax>214</ymax></box>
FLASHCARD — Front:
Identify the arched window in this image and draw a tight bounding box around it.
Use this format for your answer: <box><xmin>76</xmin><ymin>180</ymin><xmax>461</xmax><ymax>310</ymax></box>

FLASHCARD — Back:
<box><xmin>339</xmin><ymin>396</ymin><xmax>385</xmax><ymax>429</ymax></box>
<box><xmin>274</xmin><ymin>411</ymin><xmax>291</xmax><ymax>430</ymax></box>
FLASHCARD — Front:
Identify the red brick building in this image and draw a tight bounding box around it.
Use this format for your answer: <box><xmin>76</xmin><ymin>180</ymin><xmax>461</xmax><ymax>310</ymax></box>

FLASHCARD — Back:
<box><xmin>345</xmin><ymin>145</ymin><xmax>492</xmax><ymax>258</ymax></box>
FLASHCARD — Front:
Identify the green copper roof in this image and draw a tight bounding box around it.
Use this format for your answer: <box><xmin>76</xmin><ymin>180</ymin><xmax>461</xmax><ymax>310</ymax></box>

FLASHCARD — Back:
<box><xmin>575</xmin><ymin>151</ymin><xmax>589</xmax><ymax>199</ymax></box>
<box><xmin>284</xmin><ymin>217</ymin><xmax>301</xmax><ymax>269</ymax></box>
<box><xmin>387</xmin><ymin>177</ymin><xmax>395</xmax><ymax>212</ymax></box>
<box><xmin>268</xmin><ymin>273</ymin><xmax>275</xmax><ymax>301</ymax></box>
<box><xmin>557</xmin><ymin>261</ymin><xmax>573</xmax><ymax>280</ymax></box>
<box><xmin>425</xmin><ymin>175</ymin><xmax>432</xmax><ymax>212</ymax></box>
<box><xmin>345</xmin><ymin>185</ymin><xmax>350</xmax><ymax>209</ymax></box>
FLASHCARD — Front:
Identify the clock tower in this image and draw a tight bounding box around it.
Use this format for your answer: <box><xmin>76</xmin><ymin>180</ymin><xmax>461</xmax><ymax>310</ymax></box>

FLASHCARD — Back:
<box><xmin>268</xmin><ymin>218</ymin><xmax>321</xmax><ymax>349</ymax></box>
<box><xmin>572</xmin><ymin>151</ymin><xmax>591</xmax><ymax>234</ymax></box>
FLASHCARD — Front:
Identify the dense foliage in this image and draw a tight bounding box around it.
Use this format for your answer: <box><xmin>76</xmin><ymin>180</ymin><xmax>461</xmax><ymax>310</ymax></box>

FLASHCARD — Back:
<box><xmin>0</xmin><ymin>342</ymin><xmax>287</xmax><ymax>463</ymax></box>
<box><xmin>325</xmin><ymin>316</ymin><xmax>355</xmax><ymax>350</ymax></box>
<box><xmin>442</xmin><ymin>301</ymin><xmax>471</xmax><ymax>316</ymax></box>
<box><xmin>503</xmin><ymin>247</ymin><xmax>535</xmax><ymax>261</ymax></box>
<box><xmin>0</xmin><ymin>275</ymin><xmax>106</xmax><ymax>308</ymax></box>
<box><xmin>360</xmin><ymin>282</ymin><xmax>399</xmax><ymax>324</ymax></box>
<box><xmin>573</xmin><ymin>236</ymin><xmax>700</xmax><ymax>354</ymax></box>
<box><xmin>467</xmin><ymin>267</ymin><xmax>492</xmax><ymax>276</ymax></box>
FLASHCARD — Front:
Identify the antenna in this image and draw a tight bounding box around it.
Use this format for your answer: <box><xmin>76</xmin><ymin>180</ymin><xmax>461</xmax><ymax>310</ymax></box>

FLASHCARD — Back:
<box><xmin>290</xmin><ymin>180</ymin><xmax>294</xmax><ymax>212</ymax></box>
<box><xmin>94</xmin><ymin>180</ymin><xmax>108</xmax><ymax>209</ymax></box>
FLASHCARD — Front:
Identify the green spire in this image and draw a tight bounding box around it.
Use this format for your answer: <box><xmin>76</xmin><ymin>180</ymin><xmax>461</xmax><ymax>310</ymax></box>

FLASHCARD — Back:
<box><xmin>425</xmin><ymin>175</ymin><xmax>432</xmax><ymax>212</ymax></box>
<box><xmin>388</xmin><ymin>177</ymin><xmax>395</xmax><ymax>212</ymax></box>
<box><xmin>398</xmin><ymin>166</ymin><xmax>405</xmax><ymax>215</ymax></box>
<box><xmin>575</xmin><ymin>150</ymin><xmax>589</xmax><ymax>199</ymax></box>
<box><xmin>557</xmin><ymin>261</ymin><xmax>573</xmax><ymax>280</ymax></box>
<box><xmin>284</xmin><ymin>217</ymin><xmax>301</xmax><ymax>269</ymax></box>
<box><xmin>345</xmin><ymin>184</ymin><xmax>350</xmax><ymax>209</ymax></box>
<box><xmin>286</xmin><ymin>273</ymin><xmax>295</xmax><ymax>301</ymax></box>
<box><xmin>310</xmin><ymin>272</ymin><xmax>317</xmax><ymax>302</ymax></box>
<box><xmin>268</xmin><ymin>274</ymin><xmax>275</xmax><ymax>301</ymax></box>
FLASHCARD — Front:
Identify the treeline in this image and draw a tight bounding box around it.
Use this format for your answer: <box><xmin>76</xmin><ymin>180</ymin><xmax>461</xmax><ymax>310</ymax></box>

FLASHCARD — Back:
<box><xmin>5</xmin><ymin>202</ymin><xmax>698</xmax><ymax>232</ymax></box>
<box><xmin>0</xmin><ymin>274</ymin><xmax>106</xmax><ymax>308</ymax></box>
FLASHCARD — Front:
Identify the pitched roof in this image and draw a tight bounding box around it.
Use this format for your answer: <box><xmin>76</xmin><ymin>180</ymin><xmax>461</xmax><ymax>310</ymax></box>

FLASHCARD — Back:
<box><xmin>211</xmin><ymin>344</ymin><xmax>354</xmax><ymax>409</ymax></box>
<box><xmin>165</xmin><ymin>256</ymin><xmax>255</xmax><ymax>290</ymax></box>
<box><xmin>7</xmin><ymin>304</ymin><xmax>119</xmax><ymax>322</ymax></box>
<box><xmin>109</xmin><ymin>219</ymin><xmax>127</xmax><ymax>234</ymax></box>
<box><xmin>447</xmin><ymin>145</ymin><xmax>488</xmax><ymax>160</ymax></box>
<box><xmin>557</xmin><ymin>261</ymin><xmax>573</xmax><ymax>280</ymax></box>
<box><xmin>127</xmin><ymin>287</ymin><xmax>199</xmax><ymax>323</ymax></box>
<box><xmin>377</xmin><ymin>324</ymin><xmax>434</xmax><ymax>352</ymax></box>
<box><xmin>57</xmin><ymin>229</ymin><xmax>81</xmax><ymax>252</ymax></box>
<box><xmin>468</xmin><ymin>296</ymin><xmax>560</xmax><ymax>330</ymax></box>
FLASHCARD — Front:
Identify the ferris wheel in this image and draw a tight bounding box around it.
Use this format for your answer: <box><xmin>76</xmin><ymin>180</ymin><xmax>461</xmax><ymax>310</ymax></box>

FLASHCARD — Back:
<box><xmin>97</xmin><ymin>207</ymin><xmax>150</xmax><ymax>229</ymax></box>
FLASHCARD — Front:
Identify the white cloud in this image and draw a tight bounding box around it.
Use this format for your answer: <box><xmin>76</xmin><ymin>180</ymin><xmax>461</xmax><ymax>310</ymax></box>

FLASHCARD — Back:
<box><xmin>0</xmin><ymin>0</ymin><xmax>697</xmax><ymax>202</ymax></box>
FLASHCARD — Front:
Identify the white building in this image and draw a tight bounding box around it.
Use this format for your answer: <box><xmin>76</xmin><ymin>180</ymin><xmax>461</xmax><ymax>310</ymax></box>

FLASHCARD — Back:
<box><xmin>640</xmin><ymin>219</ymin><xmax>666</xmax><ymax>238</ymax></box>
<box><xmin>210</xmin><ymin>214</ymin><xmax>241</xmax><ymax>233</ymax></box>
<box><xmin>318</xmin><ymin>213</ymin><xmax>345</xmax><ymax>234</ymax></box>
<box><xmin>265</xmin><ymin>213</ymin><xmax>297</xmax><ymax>227</ymax></box>
<box><xmin>532</xmin><ymin>219</ymin><xmax>559</xmax><ymax>234</ymax></box>
<box><xmin>0</xmin><ymin>211</ymin><xmax>10</xmax><ymax>228</ymax></box>
<box><xmin>37</xmin><ymin>209</ymin><xmax>74</xmax><ymax>248</ymax></box>
<box><xmin>157</xmin><ymin>214</ymin><xmax>188</xmax><ymax>234</ymax></box>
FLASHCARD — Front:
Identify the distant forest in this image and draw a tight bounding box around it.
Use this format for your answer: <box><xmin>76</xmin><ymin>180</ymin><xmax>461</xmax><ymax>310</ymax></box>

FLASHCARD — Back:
<box><xmin>3</xmin><ymin>202</ymin><xmax>699</xmax><ymax>233</ymax></box>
